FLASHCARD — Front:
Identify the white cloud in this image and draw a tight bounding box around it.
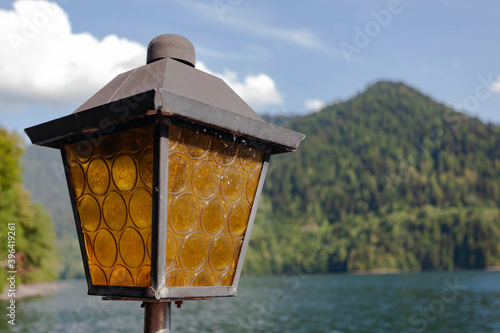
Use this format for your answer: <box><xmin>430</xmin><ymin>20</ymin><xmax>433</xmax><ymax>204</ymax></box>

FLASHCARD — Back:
<box><xmin>0</xmin><ymin>0</ymin><xmax>282</xmax><ymax>117</ymax></box>
<box><xmin>493</xmin><ymin>76</ymin><xmax>500</xmax><ymax>93</ymax></box>
<box><xmin>196</xmin><ymin>61</ymin><xmax>282</xmax><ymax>109</ymax></box>
<box><xmin>0</xmin><ymin>0</ymin><xmax>145</xmax><ymax>110</ymax></box>
<box><xmin>305</xmin><ymin>99</ymin><xmax>326</xmax><ymax>112</ymax></box>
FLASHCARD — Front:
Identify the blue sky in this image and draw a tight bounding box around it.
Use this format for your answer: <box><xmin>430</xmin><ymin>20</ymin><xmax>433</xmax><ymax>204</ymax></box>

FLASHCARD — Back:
<box><xmin>1</xmin><ymin>0</ymin><xmax>499</xmax><ymax>139</ymax></box>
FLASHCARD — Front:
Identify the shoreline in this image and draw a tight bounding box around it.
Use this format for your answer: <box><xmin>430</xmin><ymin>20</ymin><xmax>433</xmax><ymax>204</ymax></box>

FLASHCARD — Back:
<box><xmin>351</xmin><ymin>268</ymin><xmax>416</xmax><ymax>275</ymax></box>
<box><xmin>352</xmin><ymin>267</ymin><xmax>500</xmax><ymax>275</ymax></box>
<box><xmin>486</xmin><ymin>266</ymin><xmax>500</xmax><ymax>272</ymax></box>
<box><xmin>1</xmin><ymin>267</ymin><xmax>499</xmax><ymax>300</ymax></box>
<box><xmin>0</xmin><ymin>281</ymin><xmax>69</xmax><ymax>301</ymax></box>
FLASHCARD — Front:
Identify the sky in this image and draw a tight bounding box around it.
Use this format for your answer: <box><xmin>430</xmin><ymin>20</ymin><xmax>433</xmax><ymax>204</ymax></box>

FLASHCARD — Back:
<box><xmin>1</xmin><ymin>0</ymin><xmax>499</xmax><ymax>140</ymax></box>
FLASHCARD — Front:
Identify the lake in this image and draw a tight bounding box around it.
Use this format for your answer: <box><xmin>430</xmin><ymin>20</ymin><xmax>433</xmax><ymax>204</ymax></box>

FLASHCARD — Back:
<box><xmin>1</xmin><ymin>271</ymin><xmax>499</xmax><ymax>332</ymax></box>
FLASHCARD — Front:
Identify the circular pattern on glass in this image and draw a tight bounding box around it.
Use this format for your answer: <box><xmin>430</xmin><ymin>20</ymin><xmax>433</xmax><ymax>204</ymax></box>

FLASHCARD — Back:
<box><xmin>191</xmin><ymin>270</ymin><xmax>216</xmax><ymax>286</ymax></box>
<box><xmin>221</xmin><ymin>270</ymin><xmax>235</xmax><ymax>286</ymax></box>
<box><xmin>122</xmin><ymin>128</ymin><xmax>149</xmax><ymax>153</ymax></box>
<box><xmin>192</xmin><ymin>160</ymin><xmax>218</xmax><ymax>198</ymax></box>
<box><xmin>119</xmin><ymin>229</ymin><xmax>145</xmax><ymax>268</ymax></box>
<box><xmin>213</xmin><ymin>139</ymin><xmax>238</xmax><ymax>166</ymax></box>
<box><xmin>239</xmin><ymin>146</ymin><xmax>262</xmax><ymax>172</ymax></box>
<box><xmin>166</xmin><ymin>232</ymin><xmax>177</xmax><ymax>269</ymax></box>
<box><xmin>112</xmin><ymin>154</ymin><xmax>137</xmax><ymax>192</ymax></box>
<box><xmin>234</xmin><ymin>239</ymin><xmax>243</xmax><ymax>254</ymax></box>
<box><xmin>168</xmin><ymin>154</ymin><xmax>190</xmax><ymax>194</ymax></box>
<box><xmin>146</xmin><ymin>232</ymin><xmax>151</xmax><ymax>259</ymax></box>
<box><xmin>103</xmin><ymin>192</ymin><xmax>127</xmax><ymax>231</ymax></box>
<box><xmin>166</xmin><ymin>270</ymin><xmax>186</xmax><ymax>287</ymax></box>
<box><xmin>229</xmin><ymin>203</ymin><xmax>251</xmax><ymax>238</ymax></box>
<box><xmin>182</xmin><ymin>130</ymin><xmax>211</xmax><ymax>159</ymax></box>
<box><xmin>72</xmin><ymin>141</ymin><xmax>92</xmax><ymax>163</ymax></box>
<box><xmin>85</xmin><ymin>234</ymin><xmax>93</xmax><ymax>260</ymax></box>
<box><xmin>109</xmin><ymin>265</ymin><xmax>134</xmax><ymax>286</ymax></box>
<box><xmin>139</xmin><ymin>147</ymin><xmax>154</xmax><ymax>188</ymax></box>
<box><xmin>130</xmin><ymin>189</ymin><xmax>152</xmax><ymax>229</ymax></box>
<box><xmin>136</xmin><ymin>266</ymin><xmax>151</xmax><ymax>287</ymax></box>
<box><xmin>170</xmin><ymin>194</ymin><xmax>199</xmax><ymax>235</ymax></box>
<box><xmin>246</xmin><ymin>172</ymin><xmax>260</xmax><ymax>203</ymax></box>
<box><xmin>143</xmin><ymin>251</ymin><xmax>151</xmax><ymax>266</ymax></box>
<box><xmin>168</xmin><ymin>125</ymin><xmax>181</xmax><ymax>151</ymax></box>
<box><xmin>97</xmin><ymin>134</ymin><xmax>118</xmax><ymax>158</ymax></box>
<box><xmin>201</xmin><ymin>199</ymin><xmax>226</xmax><ymax>237</ymax></box>
<box><xmin>179</xmin><ymin>233</ymin><xmax>208</xmax><ymax>272</ymax></box>
<box><xmin>94</xmin><ymin>229</ymin><xmax>117</xmax><ymax>267</ymax></box>
<box><xmin>87</xmin><ymin>158</ymin><xmax>110</xmax><ymax>196</ymax></box>
<box><xmin>78</xmin><ymin>195</ymin><xmax>100</xmax><ymax>232</ymax></box>
<box><xmin>209</xmin><ymin>236</ymin><xmax>234</xmax><ymax>272</ymax></box>
<box><xmin>221</xmin><ymin>167</ymin><xmax>245</xmax><ymax>203</ymax></box>
<box><xmin>90</xmin><ymin>264</ymin><xmax>107</xmax><ymax>285</ymax></box>
<box><xmin>69</xmin><ymin>162</ymin><xmax>85</xmax><ymax>199</ymax></box>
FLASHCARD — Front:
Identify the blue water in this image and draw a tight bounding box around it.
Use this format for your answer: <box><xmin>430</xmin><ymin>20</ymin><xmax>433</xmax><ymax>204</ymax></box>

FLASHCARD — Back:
<box><xmin>1</xmin><ymin>271</ymin><xmax>499</xmax><ymax>332</ymax></box>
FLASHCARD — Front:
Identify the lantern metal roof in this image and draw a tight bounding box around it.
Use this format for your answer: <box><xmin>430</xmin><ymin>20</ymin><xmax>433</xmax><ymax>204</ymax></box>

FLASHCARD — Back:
<box><xmin>25</xmin><ymin>34</ymin><xmax>305</xmax><ymax>153</ymax></box>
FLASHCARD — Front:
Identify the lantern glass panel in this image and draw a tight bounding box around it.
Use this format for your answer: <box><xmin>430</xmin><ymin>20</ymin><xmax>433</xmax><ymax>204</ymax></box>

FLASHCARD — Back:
<box><xmin>64</xmin><ymin>125</ymin><xmax>154</xmax><ymax>287</ymax></box>
<box><xmin>166</xmin><ymin>125</ymin><xmax>264</xmax><ymax>287</ymax></box>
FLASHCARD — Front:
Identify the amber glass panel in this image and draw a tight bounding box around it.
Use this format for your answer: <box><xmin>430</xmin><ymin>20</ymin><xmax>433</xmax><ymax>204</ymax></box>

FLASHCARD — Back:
<box><xmin>65</xmin><ymin>126</ymin><xmax>154</xmax><ymax>287</ymax></box>
<box><xmin>166</xmin><ymin>125</ymin><xmax>264</xmax><ymax>287</ymax></box>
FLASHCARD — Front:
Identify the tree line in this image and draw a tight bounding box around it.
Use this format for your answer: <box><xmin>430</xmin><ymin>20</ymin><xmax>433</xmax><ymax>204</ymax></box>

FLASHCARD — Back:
<box><xmin>0</xmin><ymin>129</ymin><xmax>58</xmax><ymax>290</ymax></box>
<box><xmin>246</xmin><ymin>81</ymin><xmax>500</xmax><ymax>275</ymax></box>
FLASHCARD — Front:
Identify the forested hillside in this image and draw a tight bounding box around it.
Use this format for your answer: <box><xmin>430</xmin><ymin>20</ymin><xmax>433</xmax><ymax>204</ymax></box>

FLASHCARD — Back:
<box><xmin>20</xmin><ymin>81</ymin><xmax>500</xmax><ymax>277</ymax></box>
<box><xmin>22</xmin><ymin>146</ymin><xmax>84</xmax><ymax>279</ymax></box>
<box><xmin>246</xmin><ymin>81</ymin><xmax>500</xmax><ymax>274</ymax></box>
<box><xmin>0</xmin><ymin>128</ymin><xmax>58</xmax><ymax>289</ymax></box>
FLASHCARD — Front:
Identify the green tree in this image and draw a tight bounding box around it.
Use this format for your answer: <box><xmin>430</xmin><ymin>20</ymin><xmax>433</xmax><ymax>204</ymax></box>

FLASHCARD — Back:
<box><xmin>0</xmin><ymin>128</ymin><xmax>59</xmax><ymax>290</ymax></box>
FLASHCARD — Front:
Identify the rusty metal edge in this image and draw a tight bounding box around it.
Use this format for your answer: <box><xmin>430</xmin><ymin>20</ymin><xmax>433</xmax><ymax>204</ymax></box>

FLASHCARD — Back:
<box><xmin>25</xmin><ymin>89</ymin><xmax>305</xmax><ymax>155</ymax></box>
<box><xmin>159</xmin><ymin>89</ymin><xmax>305</xmax><ymax>154</ymax></box>
<box><xmin>24</xmin><ymin>90</ymin><xmax>158</xmax><ymax>147</ymax></box>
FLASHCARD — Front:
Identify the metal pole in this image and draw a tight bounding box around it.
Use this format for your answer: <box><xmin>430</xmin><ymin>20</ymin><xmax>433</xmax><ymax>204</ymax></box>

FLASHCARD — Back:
<box><xmin>144</xmin><ymin>302</ymin><xmax>171</xmax><ymax>333</ymax></box>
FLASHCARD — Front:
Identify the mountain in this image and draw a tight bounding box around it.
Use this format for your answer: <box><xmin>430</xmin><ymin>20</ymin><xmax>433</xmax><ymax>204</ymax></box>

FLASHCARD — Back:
<box><xmin>260</xmin><ymin>114</ymin><xmax>298</xmax><ymax>127</ymax></box>
<box><xmin>22</xmin><ymin>81</ymin><xmax>500</xmax><ymax>277</ymax></box>
<box><xmin>22</xmin><ymin>145</ymin><xmax>85</xmax><ymax>279</ymax></box>
<box><xmin>246</xmin><ymin>81</ymin><xmax>500</xmax><ymax>274</ymax></box>
<box><xmin>23</xmin><ymin>145</ymin><xmax>74</xmax><ymax>238</ymax></box>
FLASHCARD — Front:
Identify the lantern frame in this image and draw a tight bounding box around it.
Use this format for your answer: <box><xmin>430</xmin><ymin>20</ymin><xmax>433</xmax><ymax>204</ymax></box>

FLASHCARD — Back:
<box><xmin>26</xmin><ymin>87</ymin><xmax>303</xmax><ymax>301</ymax></box>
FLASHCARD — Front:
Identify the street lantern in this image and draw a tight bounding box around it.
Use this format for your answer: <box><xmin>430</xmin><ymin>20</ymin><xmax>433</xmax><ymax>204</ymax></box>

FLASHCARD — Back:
<box><xmin>25</xmin><ymin>34</ymin><xmax>304</xmax><ymax>331</ymax></box>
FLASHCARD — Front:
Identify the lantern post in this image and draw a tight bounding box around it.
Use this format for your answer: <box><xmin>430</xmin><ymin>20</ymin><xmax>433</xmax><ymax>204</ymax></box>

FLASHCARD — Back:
<box><xmin>25</xmin><ymin>34</ymin><xmax>305</xmax><ymax>332</ymax></box>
